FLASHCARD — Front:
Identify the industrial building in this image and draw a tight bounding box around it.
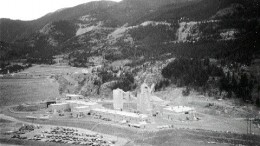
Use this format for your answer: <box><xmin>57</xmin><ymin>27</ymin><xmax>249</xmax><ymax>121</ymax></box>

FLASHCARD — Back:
<box><xmin>49</xmin><ymin>100</ymin><xmax>102</xmax><ymax>117</ymax></box>
<box><xmin>71</xmin><ymin>106</ymin><xmax>91</xmax><ymax>118</ymax></box>
<box><xmin>66</xmin><ymin>100</ymin><xmax>101</xmax><ymax>109</ymax></box>
<box><xmin>113</xmin><ymin>88</ymin><xmax>132</xmax><ymax>110</ymax></box>
<box><xmin>113</xmin><ymin>89</ymin><xmax>124</xmax><ymax>110</ymax></box>
<box><xmin>137</xmin><ymin>83</ymin><xmax>153</xmax><ymax>114</ymax></box>
<box><xmin>70</xmin><ymin>101</ymin><xmax>102</xmax><ymax>118</ymax></box>
<box><xmin>160</xmin><ymin>106</ymin><xmax>196</xmax><ymax>121</ymax></box>
<box><xmin>49</xmin><ymin>103</ymin><xmax>69</xmax><ymax>113</ymax></box>
<box><xmin>47</xmin><ymin>82</ymin><xmax>197</xmax><ymax>126</ymax></box>
<box><xmin>90</xmin><ymin>108</ymin><xmax>149</xmax><ymax>123</ymax></box>
<box><xmin>65</xmin><ymin>94</ymin><xmax>84</xmax><ymax>100</ymax></box>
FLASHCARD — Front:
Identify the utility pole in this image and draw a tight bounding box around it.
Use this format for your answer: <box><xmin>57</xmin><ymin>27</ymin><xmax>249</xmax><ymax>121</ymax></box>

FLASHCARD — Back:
<box><xmin>250</xmin><ymin>118</ymin><xmax>252</xmax><ymax>134</ymax></box>
<box><xmin>134</xmin><ymin>45</ymin><xmax>137</xmax><ymax>59</ymax></box>
<box><xmin>247</xmin><ymin>117</ymin><xmax>248</xmax><ymax>134</ymax></box>
<box><xmin>218</xmin><ymin>0</ymin><xmax>221</xmax><ymax>10</ymax></box>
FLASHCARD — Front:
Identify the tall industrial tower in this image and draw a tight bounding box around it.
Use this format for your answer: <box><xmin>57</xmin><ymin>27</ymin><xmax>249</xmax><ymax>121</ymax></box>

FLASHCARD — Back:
<box><xmin>137</xmin><ymin>83</ymin><xmax>153</xmax><ymax>114</ymax></box>
<box><xmin>113</xmin><ymin>89</ymin><xmax>124</xmax><ymax>110</ymax></box>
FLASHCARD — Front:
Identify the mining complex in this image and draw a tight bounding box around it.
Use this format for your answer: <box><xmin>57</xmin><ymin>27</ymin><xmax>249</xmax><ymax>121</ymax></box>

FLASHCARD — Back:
<box><xmin>48</xmin><ymin>83</ymin><xmax>197</xmax><ymax>129</ymax></box>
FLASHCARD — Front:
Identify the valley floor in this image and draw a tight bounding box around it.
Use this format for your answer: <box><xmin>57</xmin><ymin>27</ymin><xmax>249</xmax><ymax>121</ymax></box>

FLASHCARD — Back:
<box><xmin>1</xmin><ymin>65</ymin><xmax>260</xmax><ymax>146</ymax></box>
<box><xmin>1</xmin><ymin>103</ymin><xmax>260</xmax><ymax>146</ymax></box>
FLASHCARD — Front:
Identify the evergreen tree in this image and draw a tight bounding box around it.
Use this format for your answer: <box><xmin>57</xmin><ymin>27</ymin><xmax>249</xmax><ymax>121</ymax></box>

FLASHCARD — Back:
<box><xmin>231</xmin><ymin>72</ymin><xmax>238</xmax><ymax>95</ymax></box>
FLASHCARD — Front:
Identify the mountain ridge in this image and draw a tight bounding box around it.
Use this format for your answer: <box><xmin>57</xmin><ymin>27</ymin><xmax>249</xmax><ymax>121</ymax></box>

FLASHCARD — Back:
<box><xmin>0</xmin><ymin>0</ymin><xmax>259</xmax><ymax>106</ymax></box>
<box><xmin>0</xmin><ymin>0</ymin><xmax>259</xmax><ymax>66</ymax></box>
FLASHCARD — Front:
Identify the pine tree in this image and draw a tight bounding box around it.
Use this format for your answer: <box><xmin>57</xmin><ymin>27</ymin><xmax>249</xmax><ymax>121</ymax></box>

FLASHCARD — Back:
<box><xmin>231</xmin><ymin>72</ymin><xmax>237</xmax><ymax>95</ymax></box>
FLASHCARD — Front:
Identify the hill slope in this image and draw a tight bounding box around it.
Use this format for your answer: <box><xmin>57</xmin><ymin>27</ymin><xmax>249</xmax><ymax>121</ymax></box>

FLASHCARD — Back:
<box><xmin>0</xmin><ymin>0</ymin><xmax>259</xmax><ymax>65</ymax></box>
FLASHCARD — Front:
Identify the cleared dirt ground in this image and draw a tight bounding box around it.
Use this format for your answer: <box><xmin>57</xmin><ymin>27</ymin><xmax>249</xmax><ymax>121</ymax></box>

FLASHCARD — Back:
<box><xmin>155</xmin><ymin>87</ymin><xmax>260</xmax><ymax>135</ymax></box>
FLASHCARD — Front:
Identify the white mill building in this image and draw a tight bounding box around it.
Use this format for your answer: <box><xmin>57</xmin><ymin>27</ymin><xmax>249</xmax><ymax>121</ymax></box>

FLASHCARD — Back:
<box><xmin>137</xmin><ymin>83</ymin><xmax>153</xmax><ymax>114</ymax></box>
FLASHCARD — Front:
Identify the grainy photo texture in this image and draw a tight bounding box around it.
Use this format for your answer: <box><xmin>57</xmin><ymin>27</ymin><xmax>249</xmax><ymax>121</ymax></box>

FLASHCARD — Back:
<box><xmin>0</xmin><ymin>0</ymin><xmax>259</xmax><ymax>146</ymax></box>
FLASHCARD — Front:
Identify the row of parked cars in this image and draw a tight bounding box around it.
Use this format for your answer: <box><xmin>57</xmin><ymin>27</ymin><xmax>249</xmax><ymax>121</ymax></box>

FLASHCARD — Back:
<box><xmin>31</xmin><ymin>127</ymin><xmax>115</xmax><ymax>146</ymax></box>
<box><xmin>11</xmin><ymin>124</ymin><xmax>42</xmax><ymax>140</ymax></box>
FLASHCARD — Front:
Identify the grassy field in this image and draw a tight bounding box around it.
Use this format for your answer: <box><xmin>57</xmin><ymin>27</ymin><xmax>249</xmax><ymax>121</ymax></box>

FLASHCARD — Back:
<box><xmin>0</xmin><ymin>65</ymin><xmax>85</xmax><ymax>107</ymax></box>
<box><xmin>0</xmin><ymin>78</ymin><xmax>60</xmax><ymax>107</ymax></box>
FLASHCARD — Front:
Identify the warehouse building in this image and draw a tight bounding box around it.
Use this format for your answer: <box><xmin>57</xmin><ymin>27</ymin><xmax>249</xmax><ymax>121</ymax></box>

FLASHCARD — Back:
<box><xmin>49</xmin><ymin>100</ymin><xmax>102</xmax><ymax>116</ymax></box>
<box><xmin>160</xmin><ymin>106</ymin><xmax>196</xmax><ymax>121</ymax></box>
<box><xmin>71</xmin><ymin>106</ymin><xmax>91</xmax><ymax>118</ymax></box>
<box><xmin>90</xmin><ymin>108</ymin><xmax>150</xmax><ymax>123</ymax></box>
<box><xmin>49</xmin><ymin>103</ymin><xmax>69</xmax><ymax>113</ymax></box>
<box><xmin>65</xmin><ymin>94</ymin><xmax>84</xmax><ymax>100</ymax></box>
<box><xmin>66</xmin><ymin>100</ymin><xmax>101</xmax><ymax>109</ymax></box>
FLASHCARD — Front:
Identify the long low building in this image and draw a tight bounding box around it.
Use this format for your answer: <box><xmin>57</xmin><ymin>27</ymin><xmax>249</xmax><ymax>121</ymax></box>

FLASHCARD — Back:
<box><xmin>65</xmin><ymin>94</ymin><xmax>84</xmax><ymax>100</ymax></box>
<box><xmin>90</xmin><ymin>108</ymin><xmax>150</xmax><ymax>123</ymax></box>
<box><xmin>49</xmin><ymin>103</ymin><xmax>69</xmax><ymax>112</ymax></box>
<box><xmin>71</xmin><ymin>106</ymin><xmax>92</xmax><ymax>118</ymax></box>
<box><xmin>66</xmin><ymin>100</ymin><xmax>102</xmax><ymax>109</ymax></box>
<box><xmin>49</xmin><ymin>101</ymin><xmax>102</xmax><ymax>116</ymax></box>
<box><xmin>160</xmin><ymin>106</ymin><xmax>196</xmax><ymax>121</ymax></box>
<box><xmin>70</xmin><ymin>102</ymin><xmax>102</xmax><ymax>118</ymax></box>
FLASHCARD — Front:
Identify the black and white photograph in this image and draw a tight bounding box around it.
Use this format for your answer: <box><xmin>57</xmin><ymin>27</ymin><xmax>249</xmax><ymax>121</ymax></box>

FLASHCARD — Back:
<box><xmin>0</xmin><ymin>0</ymin><xmax>259</xmax><ymax>145</ymax></box>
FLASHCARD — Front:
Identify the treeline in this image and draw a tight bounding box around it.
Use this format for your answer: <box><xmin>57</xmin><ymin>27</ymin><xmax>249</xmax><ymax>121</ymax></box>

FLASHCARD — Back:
<box><xmin>0</xmin><ymin>64</ymin><xmax>32</xmax><ymax>74</ymax></box>
<box><xmin>110</xmin><ymin>72</ymin><xmax>136</xmax><ymax>92</ymax></box>
<box><xmin>162</xmin><ymin>58</ymin><xmax>223</xmax><ymax>87</ymax></box>
<box><xmin>26</xmin><ymin>57</ymin><xmax>55</xmax><ymax>65</ymax></box>
<box><xmin>219</xmin><ymin>71</ymin><xmax>256</xmax><ymax>102</ymax></box>
<box><xmin>98</xmin><ymin>70</ymin><xmax>136</xmax><ymax>92</ymax></box>
<box><xmin>161</xmin><ymin>58</ymin><xmax>257</xmax><ymax>103</ymax></box>
<box><xmin>0</xmin><ymin>40</ymin><xmax>56</xmax><ymax>65</ymax></box>
<box><xmin>129</xmin><ymin>23</ymin><xmax>177</xmax><ymax>44</ymax></box>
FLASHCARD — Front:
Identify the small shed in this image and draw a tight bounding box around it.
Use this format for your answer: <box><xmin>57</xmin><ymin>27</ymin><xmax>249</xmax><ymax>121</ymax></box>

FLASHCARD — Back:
<box><xmin>46</xmin><ymin>101</ymin><xmax>56</xmax><ymax>108</ymax></box>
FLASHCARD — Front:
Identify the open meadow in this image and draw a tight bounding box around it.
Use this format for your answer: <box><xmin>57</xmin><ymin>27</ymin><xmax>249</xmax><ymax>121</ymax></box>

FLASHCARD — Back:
<box><xmin>0</xmin><ymin>65</ymin><xmax>85</xmax><ymax>107</ymax></box>
<box><xmin>0</xmin><ymin>65</ymin><xmax>87</xmax><ymax>107</ymax></box>
<box><xmin>0</xmin><ymin>78</ymin><xmax>60</xmax><ymax>107</ymax></box>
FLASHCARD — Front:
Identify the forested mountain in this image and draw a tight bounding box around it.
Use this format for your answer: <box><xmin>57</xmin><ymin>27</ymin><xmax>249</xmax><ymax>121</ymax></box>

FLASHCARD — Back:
<box><xmin>1</xmin><ymin>0</ymin><xmax>259</xmax><ymax>104</ymax></box>
<box><xmin>0</xmin><ymin>0</ymin><xmax>259</xmax><ymax>65</ymax></box>
<box><xmin>0</xmin><ymin>0</ymin><xmax>258</xmax><ymax>61</ymax></box>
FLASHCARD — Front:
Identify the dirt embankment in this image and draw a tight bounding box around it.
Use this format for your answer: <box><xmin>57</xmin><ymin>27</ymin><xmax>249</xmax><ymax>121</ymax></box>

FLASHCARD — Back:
<box><xmin>54</xmin><ymin>58</ymin><xmax>174</xmax><ymax>99</ymax></box>
<box><xmin>55</xmin><ymin>73</ymin><xmax>102</xmax><ymax>97</ymax></box>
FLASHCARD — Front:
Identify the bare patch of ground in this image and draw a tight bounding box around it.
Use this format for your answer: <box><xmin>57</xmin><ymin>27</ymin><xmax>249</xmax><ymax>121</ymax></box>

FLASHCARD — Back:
<box><xmin>155</xmin><ymin>87</ymin><xmax>260</xmax><ymax>135</ymax></box>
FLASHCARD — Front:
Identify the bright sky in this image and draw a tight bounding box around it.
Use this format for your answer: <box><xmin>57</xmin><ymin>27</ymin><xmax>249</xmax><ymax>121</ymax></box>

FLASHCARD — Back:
<box><xmin>0</xmin><ymin>0</ymin><xmax>121</xmax><ymax>21</ymax></box>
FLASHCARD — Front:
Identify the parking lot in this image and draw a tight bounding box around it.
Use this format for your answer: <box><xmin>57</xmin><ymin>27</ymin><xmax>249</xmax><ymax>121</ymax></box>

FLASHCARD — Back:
<box><xmin>11</xmin><ymin>124</ymin><xmax>127</xmax><ymax>146</ymax></box>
